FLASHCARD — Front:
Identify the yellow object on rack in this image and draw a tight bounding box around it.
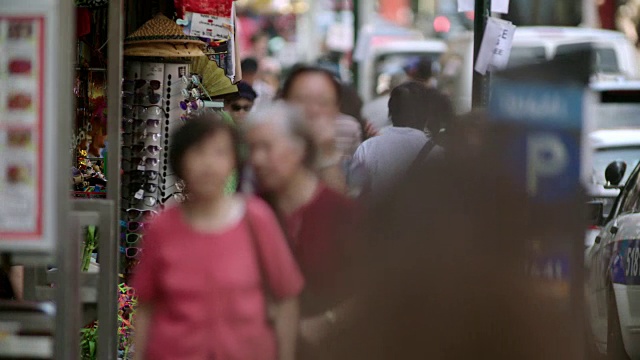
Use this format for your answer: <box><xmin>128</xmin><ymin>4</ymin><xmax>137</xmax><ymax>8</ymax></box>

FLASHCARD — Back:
<box><xmin>191</xmin><ymin>56</ymin><xmax>238</xmax><ymax>98</ymax></box>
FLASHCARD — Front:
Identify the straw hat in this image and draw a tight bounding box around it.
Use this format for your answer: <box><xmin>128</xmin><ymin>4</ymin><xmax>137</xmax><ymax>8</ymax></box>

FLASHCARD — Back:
<box><xmin>124</xmin><ymin>13</ymin><xmax>205</xmax><ymax>57</ymax></box>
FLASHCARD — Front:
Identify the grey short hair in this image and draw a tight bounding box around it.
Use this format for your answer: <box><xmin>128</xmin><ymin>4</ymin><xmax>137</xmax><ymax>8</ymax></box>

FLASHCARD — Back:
<box><xmin>245</xmin><ymin>101</ymin><xmax>318</xmax><ymax>169</ymax></box>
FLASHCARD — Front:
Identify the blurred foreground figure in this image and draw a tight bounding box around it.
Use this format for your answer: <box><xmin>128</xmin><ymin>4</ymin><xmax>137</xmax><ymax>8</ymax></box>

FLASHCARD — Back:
<box><xmin>132</xmin><ymin>114</ymin><xmax>303</xmax><ymax>360</ymax></box>
<box><xmin>320</xmin><ymin>121</ymin><xmax>583</xmax><ymax>360</ymax></box>
<box><xmin>245</xmin><ymin>102</ymin><xmax>357</xmax><ymax>359</ymax></box>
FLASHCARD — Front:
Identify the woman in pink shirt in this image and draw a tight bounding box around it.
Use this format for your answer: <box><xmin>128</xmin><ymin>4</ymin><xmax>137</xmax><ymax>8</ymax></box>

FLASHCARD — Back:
<box><xmin>132</xmin><ymin>113</ymin><xmax>304</xmax><ymax>360</ymax></box>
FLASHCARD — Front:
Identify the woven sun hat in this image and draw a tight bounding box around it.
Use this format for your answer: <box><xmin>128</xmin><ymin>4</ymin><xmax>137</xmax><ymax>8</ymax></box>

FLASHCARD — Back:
<box><xmin>124</xmin><ymin>13</ymin><xmax>206</xmax><ymax>57</ymax></box>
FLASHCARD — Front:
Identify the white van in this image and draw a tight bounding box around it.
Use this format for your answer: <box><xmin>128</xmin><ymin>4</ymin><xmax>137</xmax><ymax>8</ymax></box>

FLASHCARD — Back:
<box><xmin>441</xmin><ymin>27</ymin><xmax>640</xmax><ymax>113</ymax></box>
<box><xmin>358</xmin><ymin>39</ymin><xmax>448</xmax><ymax>103</ymax></box>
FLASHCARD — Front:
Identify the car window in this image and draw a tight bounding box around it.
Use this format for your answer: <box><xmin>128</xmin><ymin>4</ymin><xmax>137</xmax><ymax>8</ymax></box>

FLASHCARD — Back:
<box><xmin>507</xmin><ymin>46</ymin><xmax>547</xmax><ymax>67</ymax></box>
<box><xmin>593</xmin><ymin>90</ymin><xmax>640</xmax><ymax>130</ymax></box>
<box><xmin>619</xmin><ymin>168</ymin><xmax>640</xmax><ymax>214</ymax></box>
<box><xmin>373</xmin><ymin>52</ymin><xmax>441</xmax><ymax>96</ymax></box>
<box><xmin>555</xmin><ymin>44</ymin><xmax>619</xmax><ymax>73</ymax></box>
<box><xmin>592</xmin><ymin>147</ymin><xmax>640</xmax><ymax>185</ymax></box>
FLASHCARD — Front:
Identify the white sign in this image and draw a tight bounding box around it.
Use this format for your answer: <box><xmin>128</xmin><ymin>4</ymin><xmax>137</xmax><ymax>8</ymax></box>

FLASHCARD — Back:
<box><xmin>326</xmin><ymin>23</ymin><xmax>354</xmax><ymax>52</ymax></box>
<box><xmin>474</xmin><ymin>17</ymin><xmax>516</xmax><ymax>75</ymax></box>
<box><xmin>458</xmin><ymin>0</ymin><xmax>510</xmax><ymax>14</ymax></box>
<box><xmin>189</xmin><ymin>12</ymin><xmax>232</xmax><ymax>40</ymax></box>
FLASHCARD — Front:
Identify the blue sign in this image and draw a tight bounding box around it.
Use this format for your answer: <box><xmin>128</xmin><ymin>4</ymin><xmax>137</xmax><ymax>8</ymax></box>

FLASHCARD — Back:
<box><xmin>489</xmin><ymin>80</ymin><xmax>585</xmax><ymax>203</ymax></box>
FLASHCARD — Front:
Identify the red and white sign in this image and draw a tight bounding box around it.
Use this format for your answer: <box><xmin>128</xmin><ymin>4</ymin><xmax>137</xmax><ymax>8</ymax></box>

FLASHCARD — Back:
<box><xmin>0</xmin><ymin>15</ymin><xmax>45</xmax><ymax>240</ymax></box>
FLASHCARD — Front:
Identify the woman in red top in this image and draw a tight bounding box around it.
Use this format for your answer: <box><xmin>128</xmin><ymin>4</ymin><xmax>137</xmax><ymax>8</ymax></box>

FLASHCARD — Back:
<box><xmin>132</xmin><ymin>113</ymin><xmax>303</xmax><ymax>360</ymax></box>
<box><xmin>245</xmin><ymin>102</ymin><xmax>356</xmax><ymax>356</ymax></box>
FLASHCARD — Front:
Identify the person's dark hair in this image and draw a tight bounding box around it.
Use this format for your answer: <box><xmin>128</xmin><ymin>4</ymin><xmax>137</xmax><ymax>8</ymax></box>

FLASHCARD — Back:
<box><xmin>405</xmin><ymin>57</ymin><xmax>433</xmax><ymax>82</ymax></box>
<box><xmin>340</xmin><ymin>84</ymin><xmax>368</xmax><ymax>138</ymax></box>
<box><xmin>241</xmin><ymin>58</ymin><xmax>259</xmax><ymax>76</ymax></box>
<box><xmin>279</xmin><ymin>65</ymin><xmax>342</xmax><ymax>105</ymax></box>
<box><xmin>169</xmin><ymin>112</ymin><xmax>242</xmax><ymax>179</ymax></box>
<box><xmin>388</xmin><ymin>82</ymin><xmax>453</xmax><ymax>133</ymax></box>
<box><xmin>225</xmin><ymin>81</ymin><xmax>258</xmax><ymax>104</ymax></box>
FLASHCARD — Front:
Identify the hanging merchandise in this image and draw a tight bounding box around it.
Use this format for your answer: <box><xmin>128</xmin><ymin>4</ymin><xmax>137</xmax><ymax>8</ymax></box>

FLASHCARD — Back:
<box><xmin>124</xmin><ymin>13</ymin><xmax>206</xmax><ymax>57</ymax></box>
<box><xmin>175</xmin><ymin>0</ymin><xmax>234</xmax><ymax>19</ymax></box>
<box><xmin>176</xmin><ymin>1</ymin><xmax>241</xmax><ymax>82</ymax></box>
<box><xmin>191</xmin><ymin>55</ymin><xmax>238</xmax><ymax>98</ymax></box>
<box><xmin>121</xmin><ymin>61</ymin><xmax>193</xmax><ymax>280</ymax></box>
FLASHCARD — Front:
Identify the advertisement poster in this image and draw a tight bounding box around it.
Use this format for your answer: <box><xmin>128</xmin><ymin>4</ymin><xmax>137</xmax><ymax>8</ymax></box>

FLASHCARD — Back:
<box><xmin>0</xmin><ymin>15</ymin><xmax>45</xmax><ymax>239</ymax></box>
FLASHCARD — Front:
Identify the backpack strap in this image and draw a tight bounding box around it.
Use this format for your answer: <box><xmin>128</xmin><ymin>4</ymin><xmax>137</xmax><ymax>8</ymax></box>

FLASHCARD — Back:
<box><xmin>410</xmin><ymin>139</ymin><xmax>437</xmax><ymax>169</ymax></box>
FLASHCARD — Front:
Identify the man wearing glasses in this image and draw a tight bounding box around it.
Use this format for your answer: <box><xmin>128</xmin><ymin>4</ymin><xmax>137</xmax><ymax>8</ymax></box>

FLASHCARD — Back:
<box><xmin>224</xmin><ymin>80</ymin><xmax>258</xmax><ymax>126</ymax></box>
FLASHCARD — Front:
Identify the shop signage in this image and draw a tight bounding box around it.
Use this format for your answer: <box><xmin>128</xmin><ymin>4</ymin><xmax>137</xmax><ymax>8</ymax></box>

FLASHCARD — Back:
<box><xmin>0</xmin><ymin>0</ymin><xmax>62</xmax><ymax>252</ymax></box>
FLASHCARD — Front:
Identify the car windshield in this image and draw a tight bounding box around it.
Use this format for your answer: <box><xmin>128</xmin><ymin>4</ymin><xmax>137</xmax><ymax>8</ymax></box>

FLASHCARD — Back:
<box><xmin>592</xmin><ymin>147</ymin><xmax>640</xmax><ymax>186</ymax></box>
<box><xmin>508</xmin><ymin>44</ymin><xmax>620</xmax><ymax>73</ymax></box>
<box><xmin>373</xmin><ymin>52</ymin><xmax>441</xmax><ymax>96</ymax></box>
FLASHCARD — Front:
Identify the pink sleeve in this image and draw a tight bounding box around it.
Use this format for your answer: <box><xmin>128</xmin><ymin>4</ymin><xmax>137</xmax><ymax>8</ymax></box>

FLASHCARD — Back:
<box><xmin>247</xmin><ymin>198</ymin><xmax>304</xmax><ymax>300</ymax></box>
<box><xmin>131</xmin><ymin>222</ymin><xmax>164</xmax><ymax>303</ymax></box>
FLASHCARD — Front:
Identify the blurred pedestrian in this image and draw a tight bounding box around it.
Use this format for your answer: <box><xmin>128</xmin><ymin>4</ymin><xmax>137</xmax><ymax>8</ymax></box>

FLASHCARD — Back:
<box><xmin>223</xmin><ymin>80</ymin><xmax>258</xmax><ymax>126</ymax></box>
<box><xmin>405</xmin><ymin>56</ymin><xmax>437</xmax><ymax>87</ymax></box>
<box><xmin>132</xmin><ymin>113</ymin><xmax>303</xmax><ymax>360</ymax></box>
<box><xmin>280</xmin><ymin>66</ymin><xmax>362</xmax><ymax>193</ymax></box>
<box><xmin>350</xmin><ymin>82</ymin><xmax>453</xmax><ymax>195</ymax></box>
<box><xmin>242</xmin><ymin>57</ymin><xmax>276</xmax><ymax>109</ymax></box>
<box><xmin>340</xmin><ymin>84</ymin><xmax>378</xmax><ymax>140</ymax></box>
<box><xmin>362</xmin><ymin>71</ymin><xmax>408</xmax><ymax>132</ymax></box>
<box><xmin>245</xmin><ymin>102</ymin><xmax>358</xmax><ymax>359</ymax></box>
<box><xmin>319</xmin><ymin>154</ymin><xmax>582</xmax><ymax>360</ymax></box>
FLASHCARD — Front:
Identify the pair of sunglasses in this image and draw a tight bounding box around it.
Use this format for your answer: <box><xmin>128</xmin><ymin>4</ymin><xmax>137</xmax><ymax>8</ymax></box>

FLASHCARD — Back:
<box><xmin>119</xmin><ymin>221</ymin><xmax>146</xmax><ymax>234</ymax></box>
<box><xmin>122</xmin><ymin>132</ymin><xmax>162</xmax><ymax>148</ymax></box>
<box><xmin>132</xmin><ymin>182</ymin><xmax>158</xmax><ymax>193</ymax></box>
<box><xmin>133</xmin><ymin>118</ymin><xmax>161</xmax><ymax>129</ymax></box>
<box><xmin>125</xmin><ymin>208</ymin><xmax>158</xmax><ymax>221</ymax></box>
<box><xmin>125</xmin><ymin>247</ymin><xmax>142</xmax><ymax>259</ymax></box>
<box><xmin>130</xmin><ymin>195</ymin><xmax>159</xmax><ymax>207</ymax></box>
<box><xmin>161</xmin><ymin>192</ymin><xmax>187</xmax><ymax>204</ymax></box>
<box><xmin>165</xmin><ymin>180</ymin><xmax>186</xmax><ymax>192</ymax></box>
<box><xmin>231</xmin><ymin>104</ymin><xmax>252</xmax><ymax>112</ymax></box>
<box><xmin>122</xmin><ymin>79</ymin><xmax>161</xmax><ymax>92</ymax></box>
<box><xmin>124</xmin><ymin>144</ymin><xmax>162</xmax><ymax>156</ymax></box>
<box><xmin>123</xmin><ymin>157</ymin><xmax>160</xmax><ymax>167</ymax></box>
<box><xmin>123</xmin><ymin>105</ymin><xmax>165</xmax><ymax>118</ymax></box>
<box><xmin>127</xmin><ymin>170</ymin><xmax>161</xmax><ymax>182</ymax></box>
<box><xmin>122</xmin><ymin>92</ymin><xmax>162</xmax><ymax>106</ymax></box>
<box><xmin>179</xmin><ymin>99</ymin><xmax>203</xmax><ymax>111</ymax></box>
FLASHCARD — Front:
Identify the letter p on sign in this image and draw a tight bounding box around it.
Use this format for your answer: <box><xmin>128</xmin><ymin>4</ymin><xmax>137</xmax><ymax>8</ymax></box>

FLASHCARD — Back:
<box><xmin>527</xmin><ymin>133</ymin><xmax>569</xmax><ymax>196</ymax></box>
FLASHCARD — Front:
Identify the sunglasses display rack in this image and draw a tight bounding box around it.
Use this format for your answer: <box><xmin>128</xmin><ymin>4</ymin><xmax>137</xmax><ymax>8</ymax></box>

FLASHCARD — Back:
<box><xmin>121</xmin><ymin>61</ymin><xmax>192</xmax><ymax>278</ymax></box>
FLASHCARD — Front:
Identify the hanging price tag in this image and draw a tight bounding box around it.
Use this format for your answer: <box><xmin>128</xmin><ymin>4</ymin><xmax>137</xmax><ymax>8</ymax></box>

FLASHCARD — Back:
<box><xmin>134</xmin><ymin>189</ymin><xmax>145</xmax><ymax>200</ymax></box>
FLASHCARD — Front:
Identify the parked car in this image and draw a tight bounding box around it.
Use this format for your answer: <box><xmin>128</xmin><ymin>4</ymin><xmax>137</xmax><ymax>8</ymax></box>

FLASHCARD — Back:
<box><xmin>585</xmin><ymin>82</ymin><xmax>640</xmax><ymax>248</ymax></box>
<box><xmin>442</xmin><ymin>27</ymin><xmax>639</xmax><ymax>113</ymax></box>
<box><xmin>357</xmin><ymin>39</ymin><xmax>447</xmax><ymax>103</ymax></box>
<box><xmin>585</xmin><ymin>160</ymin><xmax>640</xmax><ymax>359</ymax></box>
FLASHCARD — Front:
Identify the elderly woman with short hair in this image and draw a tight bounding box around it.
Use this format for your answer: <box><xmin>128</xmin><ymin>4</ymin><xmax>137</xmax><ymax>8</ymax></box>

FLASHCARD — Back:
<box><xmin>245</xmin><ymin>102</ymin><xmax>358</xmax><ymax>358</ymax></box>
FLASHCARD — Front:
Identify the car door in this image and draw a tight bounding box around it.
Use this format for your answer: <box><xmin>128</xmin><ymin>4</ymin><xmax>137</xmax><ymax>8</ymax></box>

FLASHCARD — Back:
<box><xmin>591</xmin><ymin>165</ymin><xmax>640</xmax><ymax>347</ymax></box>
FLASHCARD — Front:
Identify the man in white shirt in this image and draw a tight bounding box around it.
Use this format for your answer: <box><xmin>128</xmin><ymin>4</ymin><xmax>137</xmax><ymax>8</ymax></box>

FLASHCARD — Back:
<box><xmin>350</xmin><ymin>82</ymin><xmax>453</xmax><ymax>195</ymax></box>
